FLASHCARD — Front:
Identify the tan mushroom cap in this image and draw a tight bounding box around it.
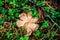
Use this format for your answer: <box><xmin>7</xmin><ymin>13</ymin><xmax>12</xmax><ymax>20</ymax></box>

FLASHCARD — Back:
<box><xmin>16</xmin><ymin>12</ymin><xmax>39</xmax><ymax>36</ymax></box>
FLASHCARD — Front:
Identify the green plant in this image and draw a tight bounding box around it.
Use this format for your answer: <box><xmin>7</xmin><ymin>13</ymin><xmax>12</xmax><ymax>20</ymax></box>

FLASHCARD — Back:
<box><xmin>20</xmin><ymin>0</ymin><xmax>28</xmax><ymax>4</ymax></box>
<box><xmin>15</xmin><ymin>13</ymin><xmax>19</xmax><ymax>18</ymax></box>
<box><xmin>6</xmin><ymin>16</ymin><xmax>14</xmax><ymax>21</ymax></box>
<box><xmin>22</xmin><ymin>5</ymin><xmax>31</xmax><ymax>11</ymax></box>
<box><xmin>44</xmin><ymin>7</ymin><xmax>50</xmax><ymax>12</ymax></box>
<box><xmin>40</xmin><ymin>20</ymin><xmax>49</xmax><ymax>29</ymax></box>
<box><xmin>13</xmin><ymin>21</ymin><xmax>16</xmax><ymax>26</ymax></box>
<box><xmin>7</xmin><ymin>16</ymin><xmax>14</xmax><ymax>21</ymax></box>
<box><xmin>31</xmin><ymin>8</ymin><xmax>38</xmax><ymax>18</ymax></box>
<box><xmin>34</xmin><ymin>30</ymin><xmax>41</xmax><ymax>37</ymax></box>
<box><xmin>0</xmin><ymin>8</ymin><xmax>7</xmax><ymax>14</ymax></box>
<box><xmin>6</xmin><ymin>16</ymin><xmax>11</xmax><ymax>21</ymax></box>
<box><xmin>0</xmin><ymin>0</ymin><xmax>4</xmax><ymax>6</ymax></box>
<box><xmin>6</xmin><ymin>0</ymin><xmax>19</xmax><ymax>7</ymax></box>
<box><xmin>8</xmin><ymin>27</ymin><xmax>13</xmax><ymax>33</ymax></box>
<box><xmin>0</xmin><ymin>18</ymin><xmax>4</xmax><ymax>24</ymax></box>
<box><xmin>50</xmin><ymin>31</ymin><xmax>55</xmax><ymax>38</ymax></box>
<box><xmin>6</xmin><ymin>32</ymin><xmax>13</xmax><ymax>38</ymax></box>
<box><xmin>36</xmin><ymin>1</ymin><xmax>45</xmax><ymax>6</ymax></box>
<box><xmin>8</xmin><ymin>9</ymin><xmax>14</xmax><ymax>15</ymax></box>
<box><xmin>19</xmin><ymin>36</ymin><xmax>29</xmax><ymax>40</ymax></box>
<box><xmin>0</xmin><ymin>25</ymin><xmax>4</xmax><ymax>30</ymax></box>
<box><xmin>8</xmin><ymin>8</ymin><xmax>20</xmax><ymax>20</ymax></box>
<box><xmin>51</xmin><ymin>10</ymin><xmax>60</xmax><ymax>19</ymax></box>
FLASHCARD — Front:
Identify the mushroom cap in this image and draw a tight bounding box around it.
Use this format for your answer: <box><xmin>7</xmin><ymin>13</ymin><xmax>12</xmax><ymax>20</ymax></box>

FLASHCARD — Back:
<box><xmin>16</xmin><ymin>12</ymin><xmax>39</xmax><ymax>36</ymax></box>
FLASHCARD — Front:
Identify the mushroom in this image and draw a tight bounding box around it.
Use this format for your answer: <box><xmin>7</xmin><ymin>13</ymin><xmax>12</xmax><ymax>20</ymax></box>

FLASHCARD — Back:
<box><xmin>16</xmin><ymin>12</ymin><xmax>39</xmax><ymax>36</ymax></box>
